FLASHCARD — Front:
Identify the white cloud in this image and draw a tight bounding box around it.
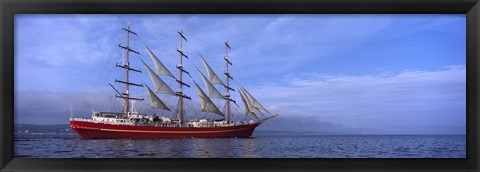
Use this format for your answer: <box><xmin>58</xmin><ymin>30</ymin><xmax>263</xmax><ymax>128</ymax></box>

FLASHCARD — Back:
<box><xmin>14</xmin><ymin>65</ymin><xmax>466</xmax><ymax>134</ymax></box>
<box><xmin>241</xmin><ymin>65</ymin><xmax>466</xmax><ymax>134</ymax></box>
<box><xmin>15</xmin><ymin>15</ymin><xmax>121</xmax><ymax>67</ymax></box>
<box><xmin>15</xmin><ymin>15</ymin><xmax>130</xmax><ymax>91</ymax></box>
<box><xmin>231</xmin><ymin>15</ymin><xmax>393</xmax><ymax>73</ymax></box>
<box><xmin>136</xmin><ymin>15</ymin><xmax>395</xmax><ymax>78</ymax></box>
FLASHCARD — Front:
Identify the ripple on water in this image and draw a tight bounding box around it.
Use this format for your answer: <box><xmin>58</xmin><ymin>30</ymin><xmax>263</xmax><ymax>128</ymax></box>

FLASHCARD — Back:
<box><xmin>13</xmin><ymin>135</ymin><xmax>466</xmax><ymax>158</ymax></box>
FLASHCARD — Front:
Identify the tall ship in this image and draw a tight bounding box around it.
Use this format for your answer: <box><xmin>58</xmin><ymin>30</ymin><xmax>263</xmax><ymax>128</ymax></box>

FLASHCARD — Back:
<box><xmin>70</xmin><ymin>24</ymin><xmax>278</xmax><ymax>139</ymax></box>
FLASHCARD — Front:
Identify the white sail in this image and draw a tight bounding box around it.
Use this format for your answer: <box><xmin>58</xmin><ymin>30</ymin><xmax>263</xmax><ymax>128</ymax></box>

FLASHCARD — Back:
<box><xmin>251</xmin><ymin>106</ymin><xmax>265</xmax><ymax>116</ymax></box>
<box><xmin>145</xmin><ymin>45</ymin><xmax>176</xmax><ymax>79</ymax></box>
<box><xmin>196</xmin><ymin>67</ymin><xmax>224</xmax><ymax>99</ymax></box>
<box><xmin>146</xmin><ymin>85</ymin><xmax>170</xmax><ymax>111</ymax></box>
<box><xmin>240</xmin><ymin>86</ymin><xmax>270</xmax><ymax>115</ymax></box>
<box><xmin>239</xmin><ymin>88</ymin><xmax>264</xmax><ymax>116</ymax></box>
<box><xmin>238</xmin><ymin>88</ymin><xmax>257</xmax><ymax>118</ymax></box>
<box><xmin>142</xmin><ymin>60</ymin><xmax>176</xmax><ymax>96</ymax></box>
<box><xmin>194</xmin><ymin>82</ymin><xmax>224</xmax><ymax>116</ymax></box>
<box><xmin>199</xmin><ymin>53</ymin><xmax>225</xmax><ymax>86</ymax></box>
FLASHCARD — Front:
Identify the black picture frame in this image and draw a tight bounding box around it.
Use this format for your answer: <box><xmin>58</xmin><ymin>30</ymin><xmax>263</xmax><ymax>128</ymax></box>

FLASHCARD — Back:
<box><xmin>1</xmin><ymin>0</ymin><xmax>479</xmax><ymax>171</ymax></box>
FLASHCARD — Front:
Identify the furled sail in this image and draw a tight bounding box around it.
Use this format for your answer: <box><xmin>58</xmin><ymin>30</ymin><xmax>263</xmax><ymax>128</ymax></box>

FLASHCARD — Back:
<box><xmin>146</xmin><ymin>85</ymin><xmax>170</xmax><ymax>111</ymax></box>
<box><xmin>144</xmin><ymin>45</ymin><xmax>176</xmax><ymax>79</ymax></box>
<box><xmin>194</xmin><ymin>82</ymin><xmax>224</xmax><ymax>116</ymax></box>
<box><xmin>238</xmin><ymin>88</ymin><xmax>257</xmax><ymax>118</ymax></box>
<box><xmin>239</xmin><ymin>86</ymin><xmax>270</xmax><ymax>115</ymax></box>
<box><xmin>198</xmin><ymin>53</ymin><xmax>225</xmax><ymax>86</ymax></box>
<box><xmin>196</xmin><ymin>67</ymin><xmax>224</xmax><ymax>99</ymax></box>
<box><xmin>142</xmin><ymin>60</ymin><xmax>176</xmax><ymax>96</ymax></box>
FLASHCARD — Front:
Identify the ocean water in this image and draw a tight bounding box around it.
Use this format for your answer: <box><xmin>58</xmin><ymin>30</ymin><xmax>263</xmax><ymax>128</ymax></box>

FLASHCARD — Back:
<box><xmin>14</xmin><ymin>133</ymin><xmax>466</xmax><ymax>158</ymax></box>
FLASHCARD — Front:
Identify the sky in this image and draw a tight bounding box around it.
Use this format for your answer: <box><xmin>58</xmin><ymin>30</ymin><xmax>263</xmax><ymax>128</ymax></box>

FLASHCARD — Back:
<box><xmin>14</xmin><ymin>14</ymin><xmax>466</xmax><ymax>135</ymax></box>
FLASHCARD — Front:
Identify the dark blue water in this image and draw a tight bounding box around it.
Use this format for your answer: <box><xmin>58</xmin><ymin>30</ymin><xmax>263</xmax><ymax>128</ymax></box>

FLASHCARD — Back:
<box><xmin>14</xmin><ymin>134</ymin><xmax>465</xmax><ymax>158</ymax></box>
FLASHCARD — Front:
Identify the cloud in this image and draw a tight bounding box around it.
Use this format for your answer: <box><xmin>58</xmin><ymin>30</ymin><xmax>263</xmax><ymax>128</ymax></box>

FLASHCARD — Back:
<box><xmin>15</xmin><ymin>15</ymin><xmax>121</xmax><ymax>67</ymax></box>
<box><xmin>15</xmin><ymin>15</ymin><xmax>125</xmax><ymax>91</ymax></box>
<box><xmin>15</xmin><ymin>65</ymin><xmax>466</xmax><ymax>134</ymax></box>
<box><xmin>241</xmin><ymin>65</ymin><xmax>466</xmax><ymax>134</ymax></box>
<box><xmin>15</xmin><ymin>14</ymin><xmax>464</xmax><ymax>92</ymax></box>
<box><xmin>228</xmin><ymin>15</ymin><xmax>394</xmax><ymax>76</ymax></box>
<box><xmin>134</xmin><ymin>14</ymin><xmax>395</xmax><ymax>79</ymax></box>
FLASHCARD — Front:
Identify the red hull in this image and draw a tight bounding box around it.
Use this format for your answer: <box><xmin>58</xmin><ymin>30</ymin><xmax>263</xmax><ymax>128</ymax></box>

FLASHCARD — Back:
<box><xmin>70</xmin><ymin>120</ymin><xmax>261</xmax><ymax>139</ymax></box>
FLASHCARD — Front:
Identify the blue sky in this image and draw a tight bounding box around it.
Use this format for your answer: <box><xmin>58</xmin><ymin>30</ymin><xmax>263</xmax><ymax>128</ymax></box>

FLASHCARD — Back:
<box><xmin>14</xmin><ymin>14</ymin><xmax>466</xmax><ymax>134</ymax></box>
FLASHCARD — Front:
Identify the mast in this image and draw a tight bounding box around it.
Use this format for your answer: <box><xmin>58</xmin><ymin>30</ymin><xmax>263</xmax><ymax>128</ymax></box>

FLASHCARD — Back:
<box><xmin>124</xmin><ymin>24</ymin><xmax>132</xmax><ymax>114</ymax></box>
<box><xmin>116</xmin><ymin>23</ymin><xmax>142</xmax><ymax>117</ymax></box>
<box><xmin>176</xmin><ymin>30</ymin><xmax>191</xmax><ymax>124</ymax></box>
<box><xmin>224</xmin><ymin>40</ymin><xmax>233</xmax><ymax>123</ymax></box>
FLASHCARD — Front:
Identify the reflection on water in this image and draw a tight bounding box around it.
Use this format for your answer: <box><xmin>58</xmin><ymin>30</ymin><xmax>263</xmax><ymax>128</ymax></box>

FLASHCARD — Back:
<box><xmin>14</xmin><ymin>134</ymin><xmax>465</xmax><ymax>158</ymax></box>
